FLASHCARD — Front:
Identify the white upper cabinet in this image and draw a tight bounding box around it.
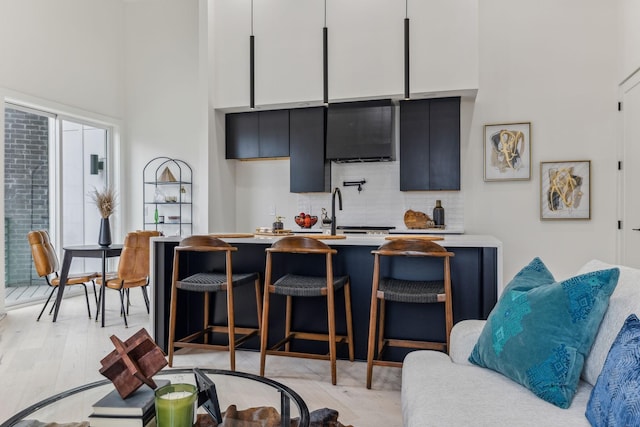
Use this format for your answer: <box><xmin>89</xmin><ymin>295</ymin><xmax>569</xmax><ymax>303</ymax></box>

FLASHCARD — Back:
<box><xmin>254</xmin><ymin>0</ymin><xmax>324</xmax><ymax>106</ymax></box>
<box><xmin>213</xmin><ymin>0</ymin><xmax>324</xmax><ymax>109</ymax></box>
<box><xmin>408</xmin><ymin>0</ymin><xmax>478</xmax><ymax>94</ymax></box>
<box><xmin>327</xmin><ymin>0</ymin><xmax>404</xmax><ymax>101</ymax></box>
<box><xmin>213</xmin><ymin>0</ymin><xmax>251</xmax><ymax>109</ymax></box>
<box><xmin>212</xmin><ymin>0</ymin><xmax>478</xmax><ymax>109</ymax></box>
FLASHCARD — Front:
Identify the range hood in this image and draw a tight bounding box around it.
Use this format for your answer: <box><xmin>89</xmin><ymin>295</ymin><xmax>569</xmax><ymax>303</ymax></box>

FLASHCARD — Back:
<box><xmin>325</xmin><ymin>99</ymin><xmax>394</xmax><ymax>163</ymax></box>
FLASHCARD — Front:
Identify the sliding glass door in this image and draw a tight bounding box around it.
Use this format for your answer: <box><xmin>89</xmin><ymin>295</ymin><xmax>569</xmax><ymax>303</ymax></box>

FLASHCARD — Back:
<box><xmin>4</xmin><ymin>104</ymin><xmax>110</xmax><ymax>306</ymax></box>
<box><xmin>61</xmin><ymin>120</ymin><xmax>108</xmax><ymax>250</ymax></box>
<box><xmin>4</xmin><ymin>107</ymin><xmax>53</xmax><ymax>298</ymax></box>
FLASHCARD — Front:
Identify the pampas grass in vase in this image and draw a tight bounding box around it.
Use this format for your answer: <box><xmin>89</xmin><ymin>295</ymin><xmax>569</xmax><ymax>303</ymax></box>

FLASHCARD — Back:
<box><xmin>89</xmin><ymin>187</ymin><xmax>117</xmax><ymax>246</ymax></box>
<box><xmin>89</xmin><ymin>186</ymin><xmax>117</xmax><ymax>218</ymax></box>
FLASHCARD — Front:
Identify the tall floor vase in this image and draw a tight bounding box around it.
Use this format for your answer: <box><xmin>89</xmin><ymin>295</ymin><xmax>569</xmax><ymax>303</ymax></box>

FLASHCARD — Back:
<box><xmin>98</xmin><ymin>217</ymin><xmax>112</xmax><ymax>247</ymax></box>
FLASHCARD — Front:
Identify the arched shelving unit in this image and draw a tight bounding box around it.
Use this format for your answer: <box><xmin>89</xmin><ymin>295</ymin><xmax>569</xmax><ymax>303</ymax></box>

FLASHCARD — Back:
<box><xmin>142</xmin><ymin>157</ymin><xmax>193</xmax><ymax>236</ymax></box>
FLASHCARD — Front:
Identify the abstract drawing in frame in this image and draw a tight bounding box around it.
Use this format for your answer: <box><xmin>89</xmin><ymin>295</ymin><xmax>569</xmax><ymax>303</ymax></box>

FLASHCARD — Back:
<box><xmin>540</xmin><ymin>160</ymin><xmax>591</xmax><ymax>220</ymax></box>
<box><xmin>484</xmin><ymin>122</ymin><xmax>531</xmax><ymax>181</ymax></box>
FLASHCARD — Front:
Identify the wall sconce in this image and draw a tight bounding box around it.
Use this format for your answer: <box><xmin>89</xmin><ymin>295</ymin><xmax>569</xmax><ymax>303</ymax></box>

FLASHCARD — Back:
<box><xmin>90</xmin><ymin>154</ymin><xmax>105</xmax><ymax>175</ymax></box>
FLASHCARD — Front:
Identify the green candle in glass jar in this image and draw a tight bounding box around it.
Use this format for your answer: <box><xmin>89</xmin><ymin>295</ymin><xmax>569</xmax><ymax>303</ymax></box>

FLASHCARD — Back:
<box><xmin>155</xmin><ymin>383</ymin><xmax>197</xmax><ymax>427</ymax></box>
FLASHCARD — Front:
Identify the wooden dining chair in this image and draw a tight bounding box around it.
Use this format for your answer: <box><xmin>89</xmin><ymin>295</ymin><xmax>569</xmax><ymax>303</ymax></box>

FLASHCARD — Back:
<box><xmin>27</xmin><ymin>230</ymin><xmax>98</xmax><ymax>321</ymax></box>
<box><xmin>96</xmin><ymin>230</ymin><xmax>161</xmax><ymax>327</ymax></box>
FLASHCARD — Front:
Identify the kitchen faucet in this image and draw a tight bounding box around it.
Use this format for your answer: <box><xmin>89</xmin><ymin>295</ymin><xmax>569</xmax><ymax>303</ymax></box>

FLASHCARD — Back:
<box><xmin>331</xmin><ymin>187</ymin><xmax>342</xmax><ymax>236</ymax></box>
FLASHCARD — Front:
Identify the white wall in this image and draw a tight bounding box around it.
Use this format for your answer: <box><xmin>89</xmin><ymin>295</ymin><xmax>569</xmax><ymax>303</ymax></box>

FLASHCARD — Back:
<box><xmin>123</xmin><ymin>0</ymin><xmax>209</xmax><ymax>235</ymax></box>
<box><xmin>233</xmin><ymin>161</ymin><xmax>461</xmax><ymax>235</ymax></box>
<box><xmin>619</xmin><ymin>0</ymin><xmax>640</xmax><ymax>82</ymax></box>
<box><xmin>0</xmin><ymin>0</ymin><xmax>124</xmax><ymax>118</ymax></box>
<box><xmin>208</xmin><ymin>1</ymin><xmax>237</xmax><ymax>232</ymax></box>
<box><xmin>465</xmin><ymin>0</ymin><xmax>619</xmax><ymax>280</ymax></box>
<box><xmin>0</xmin><ymin>0</ymin><xmax>125</xmax><ymax>317</ymax></box>
<box><xmin>0</xmin><ymin>0</ymin><xmax>209</xmax><ymax>315</ymax></box>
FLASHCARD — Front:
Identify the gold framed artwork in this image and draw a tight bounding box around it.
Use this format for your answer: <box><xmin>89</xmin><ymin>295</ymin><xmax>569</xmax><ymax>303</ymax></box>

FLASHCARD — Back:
<box><xmin>540</xmin><ymin>160</ymin><xmax>591</xmax><ymax>220</ymax></box>
<box><xmin>484</xmin><ymin>122</ymin><xmax>531</xmax><ymax>181</ymax></box>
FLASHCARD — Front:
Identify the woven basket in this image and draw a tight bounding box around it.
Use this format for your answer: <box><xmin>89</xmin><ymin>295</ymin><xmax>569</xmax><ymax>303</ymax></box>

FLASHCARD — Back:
<box><xmin>404</xmin><ymin>209</ymin><xmax>432</xmax><ymax>229</ymax></box>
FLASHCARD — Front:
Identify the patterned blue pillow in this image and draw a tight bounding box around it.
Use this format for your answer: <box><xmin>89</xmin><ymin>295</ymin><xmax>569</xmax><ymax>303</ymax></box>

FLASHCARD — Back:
<box><xmin>586</xmin><ymin>314</ymin><xmax>640</xmax><ymax>426</ymax></box>
<box><xmin>469</xmin><ymin>258</ymin><xmax>620</xmax><ymax>408</ymax></box>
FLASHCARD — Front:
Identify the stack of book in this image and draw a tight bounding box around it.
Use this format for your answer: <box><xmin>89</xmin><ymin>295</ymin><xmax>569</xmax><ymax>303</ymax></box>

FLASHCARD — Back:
<box><xmin>88</xmin><ymin>380</ymin><xmax>169</xmax><ymax>427</ymax></box>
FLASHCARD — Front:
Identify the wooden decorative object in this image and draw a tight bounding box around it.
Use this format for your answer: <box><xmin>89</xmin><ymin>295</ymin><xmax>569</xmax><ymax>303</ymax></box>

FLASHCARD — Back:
<box><xmin>159</xmin><ymin>167</ymin><xmax>177</xmax><ymax>182</ymax></box>
<box><xmin>195</xmin><ymin>407</ymin><xmax>353</xmax><ymax>427</ymax></box>
<box><xmin>403</xmin><ymin>209</ymin><xmax>433</xmax><ymax>229</ymax></box>
<box><xmin>99</xmin><ymin>328</ymin><xmax>168</xmax><ymax>399</ymax></box>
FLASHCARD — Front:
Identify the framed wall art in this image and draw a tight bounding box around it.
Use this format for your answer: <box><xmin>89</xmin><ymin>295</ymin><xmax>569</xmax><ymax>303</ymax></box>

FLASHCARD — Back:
<box><xmin>540</xmin><ymin>160</ymin><xmax>591</xmax><ymax>220</ymax></box>
<box><xmin>484</xmin><ymin>122</ymin><xmax>531</xmax><ymax>181</ymax></box>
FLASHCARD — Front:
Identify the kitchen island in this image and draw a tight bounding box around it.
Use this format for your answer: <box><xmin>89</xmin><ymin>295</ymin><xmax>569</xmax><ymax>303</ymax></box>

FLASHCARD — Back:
<box><xmin>150</xmin><ymin>234</ymin><xmax>502</xmax><ymax>362</ymax></box>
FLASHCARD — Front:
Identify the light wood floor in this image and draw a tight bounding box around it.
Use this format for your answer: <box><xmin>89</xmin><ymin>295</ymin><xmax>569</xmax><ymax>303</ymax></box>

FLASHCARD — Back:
<box><xmin>0</xmin><ymin>290</ymin><xmax>403</xmax><ymax>426</ymax></box>
<box><xmin>5</xmin><ymin>284</ymin><xmax>87</xmax><ymax>306</ymax></box>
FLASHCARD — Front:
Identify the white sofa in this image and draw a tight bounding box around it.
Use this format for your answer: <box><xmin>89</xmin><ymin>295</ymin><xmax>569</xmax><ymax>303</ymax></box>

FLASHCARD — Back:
<box><xmin>401</xmin><ymin>260</ymin><xmax>640</xmax><ymax>427</ymax></box>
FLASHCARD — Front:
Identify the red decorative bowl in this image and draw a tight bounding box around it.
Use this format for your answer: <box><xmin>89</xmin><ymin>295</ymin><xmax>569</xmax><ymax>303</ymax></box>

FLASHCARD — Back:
<box><xmin>294</xmin><ymin>215</ymin><xmax>318</xmax><ymax>228</ymax></box>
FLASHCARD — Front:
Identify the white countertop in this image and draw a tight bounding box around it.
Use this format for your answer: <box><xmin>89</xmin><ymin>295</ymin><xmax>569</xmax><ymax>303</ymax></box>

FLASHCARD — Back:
<box><xmin>150</xmin><ymin>233</ymin><xmax>504</xmax><ymax>295</ymax></box>
<box><xmin>151</xmin><ymin>233</ymin><xmax>501</xmax><ymax>248</ymax></box>
<box><xmin>389</xmin><ymin>228</ymin><xmax>464</xmax><ymax>234</ymax></box>
<box><xmin>292</xmin><ymin>227</ymin><xmax>464</xmax><ymax>235</ymax></box>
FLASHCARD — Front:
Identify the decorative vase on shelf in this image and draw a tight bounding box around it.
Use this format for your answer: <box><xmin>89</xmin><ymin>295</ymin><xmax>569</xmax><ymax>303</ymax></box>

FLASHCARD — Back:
<box><xmin>98</xmin><ymin>217</ymin><xmax>112</xmax><ymax>247</ymax></box>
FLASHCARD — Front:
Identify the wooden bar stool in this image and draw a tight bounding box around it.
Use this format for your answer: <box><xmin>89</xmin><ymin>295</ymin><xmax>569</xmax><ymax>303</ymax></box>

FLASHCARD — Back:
<box><xmin>366</xmin><ymin>239</ymin><xmax>454</xmax><ymax>389</ymax></box>
<box><xmin>167</xmin><ymin>235</ymin><xmax>261</xmax><ymax>371</ymax></box>
<box><xmin>260</xmin><ymin>236</ymin><xmax>354</xmax><ymax>385</ymax></box>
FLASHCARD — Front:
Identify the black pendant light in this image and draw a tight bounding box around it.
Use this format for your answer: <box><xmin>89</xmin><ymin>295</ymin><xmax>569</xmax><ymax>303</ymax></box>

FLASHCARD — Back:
<box><xmin>323</xmin><ymin>0</ymin><xmax>329</xmax><ymax>105</ymax></box>
<box><xmin>404</xmin><ymin>0</ymin><xmax>410</xmax><ymax>100</ymax></box>
<box><xmin>250</xmin><ymin>0</ymin><xmax>255</xmax><ymax>109</ymax></box>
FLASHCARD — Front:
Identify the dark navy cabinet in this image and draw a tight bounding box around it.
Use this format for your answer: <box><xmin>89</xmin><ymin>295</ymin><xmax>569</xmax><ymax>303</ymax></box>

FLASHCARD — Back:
<box><xmin>290</xmin><ymin>107</ymin><xmax>330</xmax><ymax>193</ymax></box>
<box><xmin>226</xmin><ymin>109</ymin><xmax>290</xmax><ymax>159</ymax></box>
<box><xmin>400</xmin><ymin>97</ymin><xmax>460</xmax><ymax>191</ymax></box>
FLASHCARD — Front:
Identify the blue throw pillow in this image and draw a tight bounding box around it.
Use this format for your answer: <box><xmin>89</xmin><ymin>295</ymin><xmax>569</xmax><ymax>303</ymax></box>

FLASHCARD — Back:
<box><xmin>586</xmin><ymin>314</ymin><xmax>640</xmax><ymax>426</ymax></box>
<box><xmin>469</xmin><ymin>258</ymin><xmax>620</xmax><ymax>408</ymax></box>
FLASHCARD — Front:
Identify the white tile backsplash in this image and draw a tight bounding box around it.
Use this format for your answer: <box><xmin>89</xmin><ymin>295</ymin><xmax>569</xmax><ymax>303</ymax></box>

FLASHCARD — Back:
<box><xmin>298</xmin><ymin>161</ymin><xmax>464</xmax><ymax>232</ymax></box>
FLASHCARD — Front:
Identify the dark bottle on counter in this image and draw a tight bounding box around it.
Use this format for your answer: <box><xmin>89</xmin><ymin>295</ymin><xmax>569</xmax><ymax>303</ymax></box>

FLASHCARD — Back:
<box><xmin>273</xmin><ymin>216</ymin><xmax>284</xmax><ymax>231</ymax></box>
<box><xmin>433</xmin><ymin>200</ymin><xmax>445</xmax><ymax>227</ymax></box>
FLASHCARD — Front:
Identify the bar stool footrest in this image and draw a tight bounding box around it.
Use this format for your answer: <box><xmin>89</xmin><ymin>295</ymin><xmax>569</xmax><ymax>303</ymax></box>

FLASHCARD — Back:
<box><xmin>174</xmin><ymin>342</ymin><xmax>231</xmax><ymax>352</ymax></box>
<box><xmin>384</xmin><ymin>337</ymin><xmax>446</xmax><ymax>351</ymax></box>
<box><xmin>270</xmin><ymin>332</ymin><xmax>350</xmax><ymax>352</ymax></box>
<box><xmin>370</xmin><ymin>359</ymin><xmax>403</xmax><ymax>369</ymax></box>
<box><xmin>264</xmin><ymin>349</ymin><xmax>332</xmax><ymax>361</ymax></box>
<box><xmin>175</xmin><ymin>326</ymin><xmax>260</xmax><ymax>349</ymax></box>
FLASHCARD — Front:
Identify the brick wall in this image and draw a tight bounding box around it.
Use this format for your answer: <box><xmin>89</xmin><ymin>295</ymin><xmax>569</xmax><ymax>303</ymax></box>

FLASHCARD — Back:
<box><xmin>4</xmin><ymin>108</ymin><xmax>49</xmax><ymax>287</ymax></box>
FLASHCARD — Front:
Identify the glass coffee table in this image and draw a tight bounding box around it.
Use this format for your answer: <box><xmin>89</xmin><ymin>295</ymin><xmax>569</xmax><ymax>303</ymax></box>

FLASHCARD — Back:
<box><xmin>1</xmin><ymin>369</ymin><xmax>309</xmax><ymax>427</ymax></box>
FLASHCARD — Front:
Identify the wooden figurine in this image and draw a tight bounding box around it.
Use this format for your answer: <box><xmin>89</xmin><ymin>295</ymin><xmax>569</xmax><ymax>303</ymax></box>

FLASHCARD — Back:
<box><xmin>99</xmin><ymin>328</ymin><xmax>168</xmax><ymax>398</ymax></box>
